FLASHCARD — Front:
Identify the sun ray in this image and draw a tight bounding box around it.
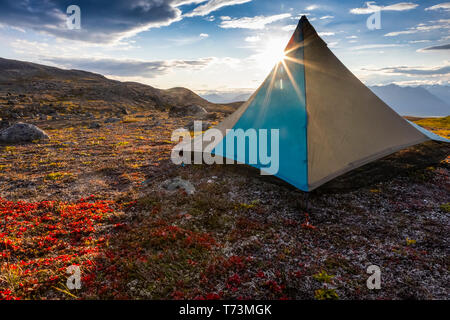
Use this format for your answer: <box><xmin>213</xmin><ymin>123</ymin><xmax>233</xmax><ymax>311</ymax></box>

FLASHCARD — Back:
<box><xmin>284</xmin><ymin>52</ymin><xmax>324</xmax><ymax>75</ymax></box>
<box><xmin>283</xmin><ymin>56</ymin><xmax>304</xmax><ymax>66</ymax></box>
<box><xmin>284</xmin><ymin>41</ymin><xmax>305</xmax><ymax>56</ymax></box>
<box><xmin>281</xmin><ymin>59</ymin><xmax>305</xmax><ymax>104</ymax></box>
<box><xmin>264</xmin><ymin>62</ymin><xmax>280</xmax><ymax>107</ymax></box>
<box><xmin>252</xmin><ymin>62</ymin><xmax>280</xmax><ymax>129</ymax></box>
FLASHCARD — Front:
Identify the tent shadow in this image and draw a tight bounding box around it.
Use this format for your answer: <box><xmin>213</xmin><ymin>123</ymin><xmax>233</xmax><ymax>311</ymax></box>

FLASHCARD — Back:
<box><xmin>318</xmin><ymin>141</ymin><xmax>449</xmax><ymax>194</ymax></box>
<box><xmin>215</xmin><ymin>141</ymin><xmax>449</xmax><ymax>195</ymax></box>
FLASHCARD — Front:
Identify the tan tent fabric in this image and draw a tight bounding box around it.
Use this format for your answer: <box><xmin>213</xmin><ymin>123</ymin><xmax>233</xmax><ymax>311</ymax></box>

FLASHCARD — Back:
<box><xmin>302</xmin><ymin>19</ymin><xmax>429</xmax><ymax>190</ymax></box>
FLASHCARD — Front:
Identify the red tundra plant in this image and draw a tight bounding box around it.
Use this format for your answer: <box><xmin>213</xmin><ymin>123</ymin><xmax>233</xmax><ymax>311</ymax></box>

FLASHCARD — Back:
<box><xmin>0</xmin><ymin>197</ymin><xmax>118</xmax><ymax>299</ymax></box>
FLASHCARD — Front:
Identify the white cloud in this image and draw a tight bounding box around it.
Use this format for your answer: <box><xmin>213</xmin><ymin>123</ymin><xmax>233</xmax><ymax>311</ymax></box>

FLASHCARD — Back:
<box><xmin>305</xmin><ymin>5</ymin><xmax>319</xmax><ymax>11</ymax></box>
<box><xmin>318</xmin><ymin>32</ymin><xmax>335</xmax><ymax>36</ymax></box>
<box><xmin>425</xmin><ymin>2</ymin><xmax>450</xmax><ymax>11</ymax></box>
<box><xmin>392</xmin><ymin>79</ymin><xmax>449</xmax><ymax>86</ymax></box>
<box><xmin>281</xmin><ymin>24</ymin><xmax>297</xmax><ymax>31</ymax></box>
<box><xmin>185</xmin><ymin>0</ymin><xmax>252</xmax><ymax>17</ymax></box>
<box><xmin>384</xmin><ymin>29</ymin><xmax>417</xmax><ymax>36</ymax></box>
<box><xmin>346</xmin><ymin>35</ymin><xmax>358</xmax><ymax>39</ymax></box>
<box><xmin>219</xmin><ymin>13</ymin><xmax>291</xmax><ymax>30</ymax></box>
<box><xmin>42</xmin><ymin>56</ymin><xmax>218</xmax><ymax>78</ymax></box>
<box><xmin>357</xmin><ymin>61</ymin><xmax>450</xmax><ymax>86</ymax></box>
<box><xmin>10</xmin><ymin>26</ymin><xmax>26</xmax><ymax>33</ymax></box>
<box><xmin>294</xmin><ymin>13</ymin><xmax>311</xmax><ymax>19</ymax></box>
<box><xmin>174</xmin><ymin>0</ymin><xmax>208</xmax><ymax>7</ymax></box>
<box><xmin>350</xmin><ymin>1</ymin><xmax>419</xmax><ymax>14</ymax></box>
<box><xmin>0</xmin><ymin>0</ymin><xmax>186</xmax><ymax>44</ymax></box>
<box><xmin>385</xmin><ymin>21</ymin><xmax>450</xmax><ymax>37</ymax></box>
<box><xmin>328</xmin><ymin>41</ymin><xmax>339</xmax><ymax>48</ymax></box>
<box><xmin>351</xmin><ymin>44</ymin><xmax>404</xmax><ymax>50</ymax></box>
<box><xmin>245</xmin><ymin>35</ymin><xmax>261</xmax><ymax>42</ymax></box>
<box><xmin>320</xmin><ymin>15</ymin><xmax>334</xmax><ymax>20</ymax></box>
<box><xmin>10</xmin><ymin>39</ymin><xmax>51</xmax><ymax>55</ymax></box>
<box><xmin>433</xmin><ymin>19</ymin><xmax>450</xmax><ymax>23</ymax></box>
<box><xmin>409</xmin><ymin>40</ymin><xmax>431</xmax><ymax>43</ymax></box>
<box><xmin>362</xmin><ymin>63</ymin><xmax>450</xmax><ymax>76</ymax></box>
<box><xmin>168</xmin><ymin>33</ymin><xmax>211</xmax><ymax>46</ymax></box>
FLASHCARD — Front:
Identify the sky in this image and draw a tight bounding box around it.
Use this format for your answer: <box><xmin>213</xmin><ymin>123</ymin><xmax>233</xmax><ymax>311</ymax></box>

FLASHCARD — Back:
<box><xmin>0</xmin><ymin>0</ymin><xmax>448</xmax><ymax>96</ymax></box>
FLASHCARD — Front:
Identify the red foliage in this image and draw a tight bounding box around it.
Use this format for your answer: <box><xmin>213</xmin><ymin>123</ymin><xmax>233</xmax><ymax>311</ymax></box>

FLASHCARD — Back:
<box><xmin>0</xmin><ymin>197</ymin><xmax>116</xmax><ymax>299</ymax></box>
<box><xmin>301</xmin><ymin>213</ymin><xmax>317</xmax><ymax>230</ymax></box>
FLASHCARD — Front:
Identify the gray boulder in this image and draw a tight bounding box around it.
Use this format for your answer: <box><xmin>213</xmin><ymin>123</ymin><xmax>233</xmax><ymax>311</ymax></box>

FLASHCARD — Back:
<box><xmin>0</xmin><ymin>122</ymin><xmax>49</xmax><ymax>143</ymax></box>
<box><xmin>161</xmin><ymin>177</ymin><xmax>195</xmax><ymax>195</ymax></box>
<box><xmin>88</xmin><ymin>122</ymin><xmax>101</xmax><ymax>129</ymax></box>
<box><xmin>0</xmin><ymin>119</ymin><xmax>10</xmax><ymax>131</ymax></box>
<box><xmin>187</xmin><ymin>120</ymin><xmax>211</xmax><ymax>132</ymax></box>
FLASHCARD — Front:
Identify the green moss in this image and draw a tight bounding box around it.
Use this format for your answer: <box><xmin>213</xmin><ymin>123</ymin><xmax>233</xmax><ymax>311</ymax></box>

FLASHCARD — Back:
<box><xmin>440</xmin><ymin>203</ymin><xmax>450</xmax><ymax>213</ymax></box>
<box><xmin>313</xmin><ymin>270</ymin><xmax>334</xmax><ymax>283</ymax></box>
<box><xmin>314</xmin><ymin>288</ymin><xmax>339</xmax><ymax>300</ymax></box>
<box><xmin>44</xmin><ymin>172</ymin><xmax>72</xmax><ymax>181</ymax></box>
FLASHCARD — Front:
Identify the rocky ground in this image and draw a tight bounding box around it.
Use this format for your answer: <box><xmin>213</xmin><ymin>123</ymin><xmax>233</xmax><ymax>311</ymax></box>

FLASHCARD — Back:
<box><xmin>0</xmin><ymin>111</ymin><xmax>449</xmax><ymax>300</ymax></box>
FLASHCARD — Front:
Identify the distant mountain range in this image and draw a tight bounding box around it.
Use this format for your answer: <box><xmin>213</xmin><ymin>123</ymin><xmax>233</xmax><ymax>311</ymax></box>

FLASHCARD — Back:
<box><xmin>369</xmin><ymin>84</ymin><xmax>449</xmax><ymax>117</ymax></box>
<box><xmin>200</xmin><ymin>91</ymin><xmax>252</xmax><ymax>104</ymax></box>
<box><xmin>422</xmin><ymin>85</ymin><xmax>450</xmax><ymax>104</ymax></box>
<box><xmin>201</xmin><ymin>84</ymin><xmax>449</xmax><ymax>117</ymax></box>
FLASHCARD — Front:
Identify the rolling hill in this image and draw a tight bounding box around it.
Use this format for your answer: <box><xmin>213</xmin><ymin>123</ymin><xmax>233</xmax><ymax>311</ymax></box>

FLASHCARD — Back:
<box><xmin>0</xmin><ymin>57</ymin><xmax>236</xmax><ymax>118</ymax></box>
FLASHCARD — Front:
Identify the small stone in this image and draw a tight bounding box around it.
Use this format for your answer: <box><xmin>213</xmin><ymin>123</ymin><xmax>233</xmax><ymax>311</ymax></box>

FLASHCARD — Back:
<box><xmin>104</xmin><ymin>117</ymin><xmax>121</xmax><ymax>123</ymax></box>
<box><xmin>187</xmin><ymin>120</ymin><xmax>211</xmax><ymax>132</ymax></box>
<box><xmin>88</xmin><ymin>122</ymin><xmax>101</xmax><ymax>129</ymax></box>
<box><xmin>161</xmin><ymin>176</ymin><xmax>195</xmax><ymax>195</ymax></box>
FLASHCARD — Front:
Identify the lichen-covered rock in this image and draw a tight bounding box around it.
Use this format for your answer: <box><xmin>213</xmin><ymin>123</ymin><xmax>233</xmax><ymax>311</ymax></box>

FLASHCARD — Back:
<box><xmin>88</xmin><ymin>122</ymin><xmax>101</xmax><ymax>129</ymax></box>
<box><xmin>186</xmin><ymin>120</ymin><xmax>211</xmax><ymax>132</ymax></box>
<box><xmin>0</xmin><ymin>122</ymin><xmax>49</xmax><ymax>143</ymax></box>
<box><xmin>160</xmin><ymin>176</ymin><xmax>195</xmax><ymax>195</ymax></box>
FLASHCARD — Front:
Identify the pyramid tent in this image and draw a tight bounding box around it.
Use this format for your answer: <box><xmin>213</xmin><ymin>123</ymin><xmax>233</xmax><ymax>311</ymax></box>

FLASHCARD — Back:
<box><xmin>188</xmin><ymin>16</ymin><xmax>449</xmax><ymax>192</ymax></box>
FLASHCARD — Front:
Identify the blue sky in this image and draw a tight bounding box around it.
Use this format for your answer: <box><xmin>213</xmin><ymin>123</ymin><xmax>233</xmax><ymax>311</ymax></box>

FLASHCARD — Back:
<box><xmin>0</xmin><ymin>0</ymin><xmax>448</xmax><ymax>95</ymax></box>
